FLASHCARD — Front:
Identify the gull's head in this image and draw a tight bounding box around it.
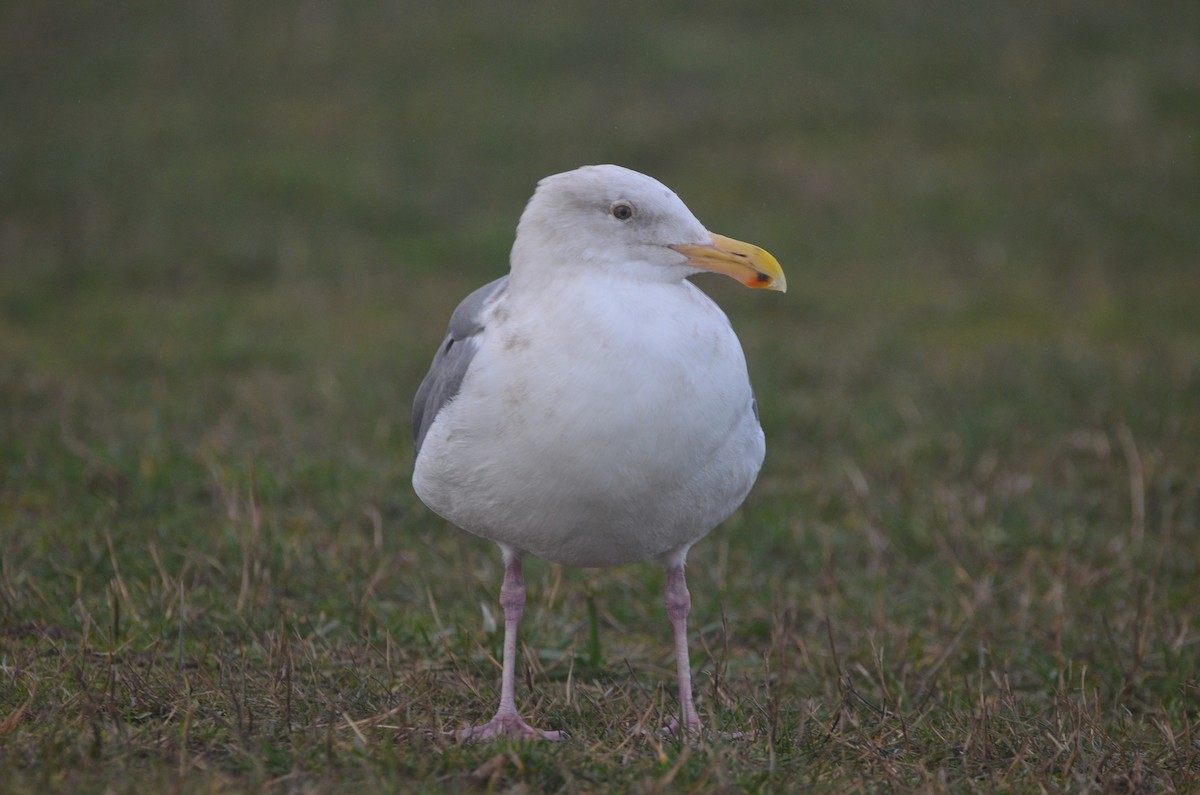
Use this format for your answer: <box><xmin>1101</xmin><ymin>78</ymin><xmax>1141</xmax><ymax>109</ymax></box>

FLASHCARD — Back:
<box><xmin>511</xmin><ymin>164</ymin><xmax>786</xmax><ymax>292</ymax></box>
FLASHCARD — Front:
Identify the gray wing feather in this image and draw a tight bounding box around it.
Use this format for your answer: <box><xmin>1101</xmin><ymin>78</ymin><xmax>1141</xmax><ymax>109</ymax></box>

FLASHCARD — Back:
<box><xmin>412</xmin><ymin>275</ymin><xmax>509</xmax><ymax>457</ymax></box>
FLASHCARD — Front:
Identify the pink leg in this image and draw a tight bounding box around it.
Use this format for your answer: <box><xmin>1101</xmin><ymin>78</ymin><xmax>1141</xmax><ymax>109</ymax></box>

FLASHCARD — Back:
<box><xmin>456</xmin><ymin>553</ymin><xmax>565</xmax><ymax>742</ymax></box>
<box><xmin>664</xmin><ymin>564</ymin><xmax>701</xmax><ymax>735</ymax></box>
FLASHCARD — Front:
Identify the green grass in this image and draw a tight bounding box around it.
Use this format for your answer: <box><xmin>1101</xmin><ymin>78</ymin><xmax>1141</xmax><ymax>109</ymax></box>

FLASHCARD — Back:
<box><xmin>3</xmin><ymin>1</ymin><xmax>1199</xmax><ymax>792</ymax></box>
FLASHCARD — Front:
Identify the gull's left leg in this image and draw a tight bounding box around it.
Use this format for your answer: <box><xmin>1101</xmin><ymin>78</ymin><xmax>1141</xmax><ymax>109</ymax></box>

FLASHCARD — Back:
<box><xmin>664</xmin><ymin>563</ymin><xmax>701</xmax><ymax>735</ymax></box>
<box><xmin>455</xmin><ymin>551</ymin><xmax>565</xmax><ymax>742</ymax></box>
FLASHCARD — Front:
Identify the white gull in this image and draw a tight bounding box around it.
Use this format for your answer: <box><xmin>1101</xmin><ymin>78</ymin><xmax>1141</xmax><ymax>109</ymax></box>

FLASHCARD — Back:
<box><xmin>412</xmin><ymin>164</ymin><xmax>785</xmax><ymax>741</ymax></box>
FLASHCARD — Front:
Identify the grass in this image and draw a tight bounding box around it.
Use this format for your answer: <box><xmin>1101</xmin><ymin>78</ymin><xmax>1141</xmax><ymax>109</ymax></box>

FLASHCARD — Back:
<box><xmin>2</xmin><ymin>0</ymin><xmax>1199</xmax><ymax>791</ymax></box>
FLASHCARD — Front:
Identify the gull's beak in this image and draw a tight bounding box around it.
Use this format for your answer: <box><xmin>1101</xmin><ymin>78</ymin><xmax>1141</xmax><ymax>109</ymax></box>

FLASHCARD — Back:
<box><xmin>670</xmin><ymin>233</ymin><xmax>787</xmax><ymax>293</ymax></box>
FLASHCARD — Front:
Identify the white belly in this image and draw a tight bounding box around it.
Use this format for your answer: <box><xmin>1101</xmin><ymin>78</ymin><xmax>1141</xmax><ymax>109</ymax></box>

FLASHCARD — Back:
<box><xmin>413</xmin><ymin>279</ymin><xmax>764</xmax><ymax>567</ymax></box>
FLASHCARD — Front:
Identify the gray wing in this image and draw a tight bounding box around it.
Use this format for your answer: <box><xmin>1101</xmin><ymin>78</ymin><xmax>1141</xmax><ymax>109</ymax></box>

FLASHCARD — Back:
<box><xmin>412</xmin><ymin>275</ymin><xmax>510</xmax><ymax>458</ymax></box>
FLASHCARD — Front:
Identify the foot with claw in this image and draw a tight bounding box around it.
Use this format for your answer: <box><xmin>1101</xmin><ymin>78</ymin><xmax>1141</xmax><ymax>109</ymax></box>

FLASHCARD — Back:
<box><xmin>656</xmin><ymin>717</ymin><xmax>698</xmax><ymax>739</ymax></box>
<box><xmin>653</xmin><ymin>719</ymin><xmax>753</xmax><ymax>743</ymax></box>
<box><xmin>456</xmin><ymin>709</ymin><xmax>565</xmax><ymax>743</ymax></box>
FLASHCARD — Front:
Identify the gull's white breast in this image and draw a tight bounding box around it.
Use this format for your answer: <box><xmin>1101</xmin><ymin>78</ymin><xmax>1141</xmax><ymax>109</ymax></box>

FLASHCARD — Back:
<box><xmin>413</xmin><ymin>274</ymin><xmax>764</xmax><ymax>567</ymax></box>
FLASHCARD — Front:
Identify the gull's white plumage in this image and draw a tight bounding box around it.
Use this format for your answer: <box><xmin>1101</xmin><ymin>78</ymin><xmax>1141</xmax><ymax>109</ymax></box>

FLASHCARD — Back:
<box><xmin>414</xmin><ymin>272</ymin><xmax>762</xmax><ymax>568</ymax></box>
<box><xmin>412</xmin><ymin>164</ymin><xmax>784</xmax><ymax>741</ymax></box>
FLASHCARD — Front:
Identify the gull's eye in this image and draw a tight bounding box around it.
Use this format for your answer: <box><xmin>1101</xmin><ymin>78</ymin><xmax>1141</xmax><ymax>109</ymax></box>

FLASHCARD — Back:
<box><xmin>610</xmin><ymin>202</ymin><xmax>635</xmax><ymax>221</ymax></box>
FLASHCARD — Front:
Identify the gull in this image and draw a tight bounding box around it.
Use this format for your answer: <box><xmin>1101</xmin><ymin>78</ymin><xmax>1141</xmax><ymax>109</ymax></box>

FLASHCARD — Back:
<box><xmin>412</xmin><ymin>164</ymin><xmax>785</xmax><ymax>741</ymax></box>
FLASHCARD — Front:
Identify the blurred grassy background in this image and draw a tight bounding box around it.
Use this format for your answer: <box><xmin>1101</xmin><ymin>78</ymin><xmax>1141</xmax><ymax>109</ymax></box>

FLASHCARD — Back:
<box><xmin>2</xmin><ymin>1</ymin><xmax>1198</xmax><ymax>792</ymax></box>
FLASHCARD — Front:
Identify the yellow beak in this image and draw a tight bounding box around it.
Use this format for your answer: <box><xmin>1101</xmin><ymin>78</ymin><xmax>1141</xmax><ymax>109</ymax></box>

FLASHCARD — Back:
<box><xmin>670</xmin><ymin>233</ymin><xmax>786</xmax><ymax>293</ymax></box>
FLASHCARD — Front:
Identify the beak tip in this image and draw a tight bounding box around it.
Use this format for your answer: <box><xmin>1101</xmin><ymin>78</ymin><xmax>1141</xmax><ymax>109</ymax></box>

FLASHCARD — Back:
<box><xmin>754</xmin><ymin>275</ymin><xmax>787</xmax><ymax>293</ymax></box>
